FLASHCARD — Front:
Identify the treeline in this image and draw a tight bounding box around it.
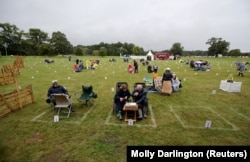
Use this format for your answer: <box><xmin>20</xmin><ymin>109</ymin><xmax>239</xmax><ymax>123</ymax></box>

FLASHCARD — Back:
<box><xmin>0</xmin><ymin>23</ymin><xmax>249</xmax><ymax>57</ymax></box>
<box><xmin>0</xmin><ymin>23</ymin><xmax>145</xmax><ymax>56</ymax></box>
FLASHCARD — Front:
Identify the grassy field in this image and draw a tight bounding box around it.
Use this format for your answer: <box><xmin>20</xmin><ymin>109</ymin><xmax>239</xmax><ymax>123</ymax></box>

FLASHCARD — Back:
<box><xmin>0</xmin><ymin>55</ymin><xmax>249</xmax><ymax>161</ymax></box>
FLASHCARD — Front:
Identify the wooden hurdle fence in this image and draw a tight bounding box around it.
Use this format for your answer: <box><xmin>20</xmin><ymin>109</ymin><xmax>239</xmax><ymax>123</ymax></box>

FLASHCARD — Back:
<box><xmin>13</xmin><ymin>56</ymin><xmax>24</xmax><ymax>68</ymax></box>
<box><xmin>0</xmin><ymin>84</ymin><xmax>34</xmax><ymax>118</ymax></box>
<box><xmin>0</xmin><ymin>56</ymin><xmax>24</xmax><ymax>85</ymax></box>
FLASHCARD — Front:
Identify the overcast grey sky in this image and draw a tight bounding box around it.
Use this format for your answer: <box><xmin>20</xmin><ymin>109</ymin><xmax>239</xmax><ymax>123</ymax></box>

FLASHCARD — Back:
<box><xmin>1</xmin><ymin>0</ymin><xmax>250</xmax><ymax>52</ymax></box>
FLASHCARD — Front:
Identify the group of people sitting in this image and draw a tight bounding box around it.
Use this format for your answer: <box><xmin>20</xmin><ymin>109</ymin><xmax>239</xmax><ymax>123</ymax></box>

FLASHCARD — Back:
<box><xmin>113</xmin><ymin>83</ymin><xmax>148</xmax><ymax>120</ymax></box>
<box><xmin>73</xmin><ymin>60</ymin><xmax>85</xmax><ymax>72</ymax></box>
<box><xmin>73</xmin><ymin>59</ymin><xmax>99</xmax><ymax>72</ymax></box>
<box><xmin>147</xmin><ymin>64</ymin><xmax>158</xmax><ymax>73</ymax></box>
<box><xmin>45</xmin><ymin>68</ymin><xmax>181</xmax><ymax>121</ymax></box>
<box><xmin>44</xmin><ymin>58</ymin><xmax>54</xmax><ymax>64</ymax></box>
<box><xmin>46</xmin><ymin>80</ymin><xmax>148</xmax><ymax>120</ymax></box>
<box><xmin>154</xmin><ymin>67</ymin><xmax>182</xmax><ymax>95</ymax></box>
<box><xmin>190</xmin><ymin>60</ymin><xmax>211</xmax><ymax>71</ymax></box>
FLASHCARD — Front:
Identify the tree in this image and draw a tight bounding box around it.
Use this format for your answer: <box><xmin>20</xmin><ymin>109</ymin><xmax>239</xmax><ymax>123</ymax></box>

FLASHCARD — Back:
<box><xmin>25</xmin><ymin>28</ymin><xmax>48</xmax><ymax>55</ymax></box>
<box><xmin>132</xmin><ymin>46</ymin><xmax>141</xmax><ymax>55</ymax></box>
<box><xmin>50</xmin><ymin>31</ymin><xmax>73</xmax><ymax>55</ymax></box>
<box><xmin>99</xmin><ymin>46</ymin><xmax>107</xmax><ymax>57</ymax></box>
<box><xmin>228</xmin><ymin>49</ymin><xmax>241</xmax><ymax>57</ymax></box>
<box><xmin>206</xmin><ymin>37</ymin><xmax>230</xmax><ymax>57</ymax></box>
<box><xmin>0</xmin><ymin>23</ymin><xmax>24</xmax><ymax>55</ymax></box>
<box><xmin>170</xmin><ymin>42</ymin><xmax>184</xmax><ymax>56</ymax></box>
<box><xmin>26</xmin><ymin>28</ymin><xmax>48</xmax><ymax>45</ymax></box>
<box><xmin>74</xmin><ymin>45</ymin><xmax>83</xmax><ymax>56</ymax></box>
<box><xmin>92</xmin><ymin>50</ymin><xmax>99</xmax><ymax>56</ymax></box>
<box><xmin>37</xmin><ymin>43</ymin><xmax>54</xmax><ymax>56</ymax></box>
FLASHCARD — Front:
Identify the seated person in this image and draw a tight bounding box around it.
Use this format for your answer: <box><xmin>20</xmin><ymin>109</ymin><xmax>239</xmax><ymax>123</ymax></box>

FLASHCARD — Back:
<box><xmin>44</xmin><ymin>58</ymin><xmax>54</xmax><ymax>63</ymax></box>
<box><xmin>127</xmin><ymin>64</ymin><xmax>134</xmax><ymax>73</ymax></box>
<box><xmin>73</xmin><ymin>64</ymin><xmax>79</xmax><ymax>71</ymax></box>
<box><xmin>75</xmin><ymin>61</ymin><xmax>84</xmax><ymax>72</ymax></box>
<box><xmin>93</xmin><ymin>63</ymin><xmax>98</xmax><ymax>69</ymax></box>
<box><xmin>114</xmin><ymin>84</ymin><xmax>131</xmax><ymax>120</ymax></box>
<box><xmin>132</xmin><ymin>84</ymin><xmax>148</xmax><ymax>119</ymax></box>
<box><xmin>152</xmin><ymin>73</ymin><xmax>159</xmax><ymax>90</ymax></box>
<box><xmin>171</xmin><ymin>73</ymin><xmax>181</xmax><ymax>92</ymax></box>
<box><xmin>46</xmin><ymin>80</ymin><xmax>74</xmax><ymax>112</ymax></box>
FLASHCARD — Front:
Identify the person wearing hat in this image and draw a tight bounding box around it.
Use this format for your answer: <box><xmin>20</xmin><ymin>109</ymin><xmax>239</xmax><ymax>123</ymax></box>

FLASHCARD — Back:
<box><xmin>46</xmin><ymin>80</ymin><xmax>75</xmax><ymax>112</ymax></box>
<box><xmin>161</xmin><ymin>67</ymin><xmax>173</xmax><ymax>95</ymax></box>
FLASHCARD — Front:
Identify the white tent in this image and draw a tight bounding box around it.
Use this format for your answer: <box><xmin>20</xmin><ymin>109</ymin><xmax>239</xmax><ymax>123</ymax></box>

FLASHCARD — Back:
<box><xmin>146</xmin><ymin>50</ymin><xmax>154</xmax><ymax>61</ymax></box>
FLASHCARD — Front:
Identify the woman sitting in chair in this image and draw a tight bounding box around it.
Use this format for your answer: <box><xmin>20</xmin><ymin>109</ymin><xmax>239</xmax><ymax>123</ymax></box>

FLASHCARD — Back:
<box><xmin>114</xmin><ymin>84</ymin><xmax>131</xmax><ymax>120</ymax></box>
<box><xmin>171</xmin><ymin>73</ymin><xmax>181</xmax><ymax>92</ymax></box>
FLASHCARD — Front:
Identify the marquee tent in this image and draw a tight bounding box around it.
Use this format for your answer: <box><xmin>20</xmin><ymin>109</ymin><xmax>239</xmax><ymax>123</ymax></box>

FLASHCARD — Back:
<box><xmin>146</xmin><ymin>50</ymin><xmax>154</xmax><ymax>61</ymax></box>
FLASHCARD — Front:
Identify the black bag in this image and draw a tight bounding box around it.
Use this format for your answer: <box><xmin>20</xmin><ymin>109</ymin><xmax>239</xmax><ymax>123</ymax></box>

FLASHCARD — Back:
<box><xmin>46</xmin><ymin>98</ymin><xmax>51</xmax><ymax>103</ymax></box>
<box><xmin>179</xmin><ymin>80</ymin><xmax>182</xmax><ymax>88</ymax></box>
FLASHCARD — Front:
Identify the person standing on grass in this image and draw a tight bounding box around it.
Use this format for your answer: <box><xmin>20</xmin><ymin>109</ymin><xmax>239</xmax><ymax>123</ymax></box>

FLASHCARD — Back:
<box><xmin>236</xmin><ymin>62</ymin><xmax>245</xmax><ymax>77</ymax></box>
<box><xmin>153</xmin><ymin>64</ymin><xmax>158</xmax><ymax>73</ymax></box>
<box><xmin>133</xmin><ymin>60</ymin><xmax>139</xmax><ymax>73</ymax></box>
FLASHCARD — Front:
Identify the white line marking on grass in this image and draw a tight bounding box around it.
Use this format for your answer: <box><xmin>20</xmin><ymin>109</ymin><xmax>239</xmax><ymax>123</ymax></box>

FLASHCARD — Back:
<box><xmin>105</xmin><ymin>105</ymin><xmax>157</xmax><ymax>128</ymax></box>
<box><xmin>182</xmin><ymin>126</ymin><xmax>238</xmax><ymax>131</ymax></box>
<box><xmin>149</xmin><ymin>105</ymin><xmax>157</xmax><ymax>128</ymax></box>
<box><xmin>31</xmin><ymin>110</ymin><xmax>50</xmax><ymax>122</ymax></box>
<box><xmin>33</xmin><ymin>119</ymin><xmax>49</xmax><ymax>123</ymax></box>
<box><xmin>31</xmin><ymin>103</ymin><xmax>95</xmax><ymax>124</ymax></box>
<box><xmin>169</xmin><ymin>105</ymin><xmax>187</xmax><ymax>127</ymax></box>
<box><xmin>207</xmin><ymin>106</ymin><xmax>239</xmax><ymax>131</ymax></box>
<box><xmin>169</xmin><ymin>105</ymin><xmax>239</xmax><ymax>131</ymax></box>
<box><xmin>79</xmin><ymin>104</ymin><xmax>95</xmax><ymax>123</ymax></box>
<box><xmin>229</xmin><ymin>107</ymin><xmax>250</xmax><ymax>121</ymax></box>
<box><xmin>104</xmin><ymin>108</ymin><xmax>113</xmax><ymax>125</ymax></box>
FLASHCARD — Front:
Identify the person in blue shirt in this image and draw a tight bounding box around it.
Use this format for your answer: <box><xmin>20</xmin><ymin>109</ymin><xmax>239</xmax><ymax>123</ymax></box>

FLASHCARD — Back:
<box><xmin>132</xmin><ymin>84</ymin><xmax>148</xmax><ymax>119</ymax></box>
<box><xmin>46</xmin><ymin>80</ymin><xmax>74</xmax><ymax>112</ymax></box>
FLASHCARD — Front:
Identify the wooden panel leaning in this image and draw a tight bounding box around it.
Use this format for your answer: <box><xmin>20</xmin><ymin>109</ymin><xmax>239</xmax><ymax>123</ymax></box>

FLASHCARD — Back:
<box><xmin>0</xmin><ymin>68</ymin><xmax>17</xmax><ymax>85</ymax></box>
<box><xmin>0</xmin><ymin>84</ymin><xmax>35</xmax><ymax>118</ymax></box>
<box><xmin>3</xmin><ymin>65</ymin><xmax>20</xmax><ymax>76</ymax></box>
<box><xmin>13</xmin><ymin>56</ymin><xmax>24</xmax><ymax>68</ymax></box>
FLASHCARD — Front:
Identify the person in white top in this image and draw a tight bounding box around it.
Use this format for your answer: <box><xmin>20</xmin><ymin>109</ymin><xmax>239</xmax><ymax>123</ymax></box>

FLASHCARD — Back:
<box><xmin>172</xmin><ymin>73</ymin><xmax>181</xmax><ymax>92</ymax></box>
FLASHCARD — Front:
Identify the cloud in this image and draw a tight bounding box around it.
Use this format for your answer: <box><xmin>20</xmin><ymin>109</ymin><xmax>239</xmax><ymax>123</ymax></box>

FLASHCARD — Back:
<box><xmin>1</xmin><ymin>0</ymin><xmax>250</xmax><ymax>52</ymax></box>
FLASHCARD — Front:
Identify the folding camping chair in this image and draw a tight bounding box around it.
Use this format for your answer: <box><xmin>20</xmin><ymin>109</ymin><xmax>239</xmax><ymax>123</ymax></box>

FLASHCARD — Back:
<box><xmin>143</xmin><ymin>76</ymin><xmax>153</xmax><ymax>87</ymax></box>
<box><xmin>75</xmin><ymin>85</ymin><xmax>97</xmax><ymax>106</ymax></box>
<box><xmin>51</xmin><ymin>94</ymin><xmax>72</xmax><ymax>118</ymax></box>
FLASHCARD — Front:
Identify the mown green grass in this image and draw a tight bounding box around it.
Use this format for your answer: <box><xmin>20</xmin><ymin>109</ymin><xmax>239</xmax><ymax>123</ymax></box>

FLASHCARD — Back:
<box><xmin>0</xmin><ymin>55</ymin><xmax>249</xmax><ymax>161</ymax></box>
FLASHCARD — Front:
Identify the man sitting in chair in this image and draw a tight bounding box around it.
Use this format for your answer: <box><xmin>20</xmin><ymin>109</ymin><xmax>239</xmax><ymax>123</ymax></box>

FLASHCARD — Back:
<box><xmin>46</xmin><ymin>80</ymin><xmax>74</xmax><ymax>112</ymax></box>
<box><xmin>132</xmin><ymin>84</ymin><xmax>148</xmax><ymax>119</ymax></box>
